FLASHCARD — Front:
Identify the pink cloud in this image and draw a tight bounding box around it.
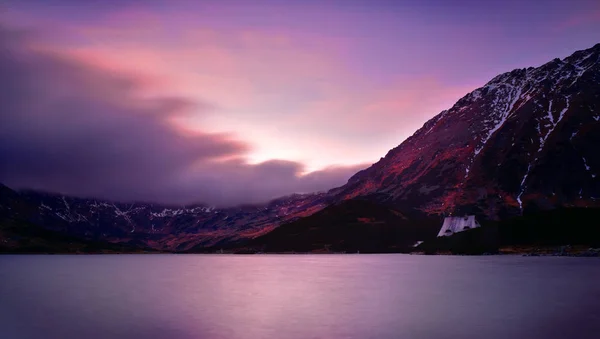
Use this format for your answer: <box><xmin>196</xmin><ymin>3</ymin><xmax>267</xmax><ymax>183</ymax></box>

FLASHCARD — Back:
<box><xmin>6</xmin><ymin>7</ymin><xmax>480</xmax><ymax>174</ymax></box>
<box><xmin>556</xmin><ymin>7</ymin><xmax>600</xmax><ymax>30</ymax></box>
<box><xmin>352</xmin><ymin>78</ymin><xmax>477</xmax><ymax>132</ymax></box>
<box><xmin>0</xmin><ymin>22</ymin><xmax>366</xmax><ymax>206</ymax></box>
<box><xmin>284</xmin><ymin>77</ymin><xmax>474</xmax><ymax>137</ymax></box>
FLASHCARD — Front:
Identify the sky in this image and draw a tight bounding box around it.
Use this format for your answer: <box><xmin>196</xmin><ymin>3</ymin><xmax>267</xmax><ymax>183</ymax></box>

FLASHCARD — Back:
<box><xmin>1</xmin><ymin>0</ymin><xmax>599</xmax><ymax>206</ymax></box>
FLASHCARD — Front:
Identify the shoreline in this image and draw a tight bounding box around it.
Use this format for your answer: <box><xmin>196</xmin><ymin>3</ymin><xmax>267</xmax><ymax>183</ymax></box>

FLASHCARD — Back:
<box><xmin>2</xmin><ymin>247</ymin><xmax>599</xmax><ymax>257</ymax></box>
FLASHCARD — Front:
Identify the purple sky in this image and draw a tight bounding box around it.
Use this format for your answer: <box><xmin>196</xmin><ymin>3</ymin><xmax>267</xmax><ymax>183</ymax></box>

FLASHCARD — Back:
<box><xmin>1</xmin><ymin>0</ymin><xmax>599</xmax><ymax>205</ymax></box>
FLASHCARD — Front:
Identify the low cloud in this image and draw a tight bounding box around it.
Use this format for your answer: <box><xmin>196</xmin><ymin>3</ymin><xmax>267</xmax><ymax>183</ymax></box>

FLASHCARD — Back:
<box><xmin>0</xmin><ymin>24</ymin><xmax>366</xmax><ymax>206</ymax></box>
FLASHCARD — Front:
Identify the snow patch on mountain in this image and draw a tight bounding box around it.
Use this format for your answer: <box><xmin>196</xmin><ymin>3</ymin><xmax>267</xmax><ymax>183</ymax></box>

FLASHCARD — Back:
<box><xmin>581</xmin><ymin>157</ymin><xmax>597</xmax><ymax>178</ymax></box>
<box><xmin>538</xmin><ymin>97</ymin><xmax>570</xmax><ymax>154</ymax></box>
<box><xmin>113</xmin><ymin>204</ymin><xmax>134</xmax><ymax>224</ymax></box>
<box><xmin>464</xmin><ymin>82</ymin><xmax>525</xmax><ymax>179</ymax></box>
<box><xmin>517</xmin><ymin>164</ymin><xmax>532</xmax><ymax>211</ymax></box>
<box><xmin>516</xmin><ymin>96</ymin><xmax>571</xmax><ymax>212</ymax></box>
<box><xmin>571</xmin><ymin>131</ymin><xmax>579</xmax><ymax>140</ymax></box>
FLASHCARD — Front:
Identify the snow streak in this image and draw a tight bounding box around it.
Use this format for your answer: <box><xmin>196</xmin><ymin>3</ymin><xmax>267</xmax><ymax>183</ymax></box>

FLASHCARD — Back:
<box><xmin>464</xmin><ymin>83</ymin><xmax>523</xmax><ymax>179</ymax></box>
<box><xmin>517</xmin><ymin>96</ymin><xmax>570</xmax><ymax>212</ymax></box>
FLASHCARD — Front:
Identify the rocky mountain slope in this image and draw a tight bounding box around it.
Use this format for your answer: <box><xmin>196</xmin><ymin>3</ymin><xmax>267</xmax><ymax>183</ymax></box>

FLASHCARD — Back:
<box><xmin>334</xmin><ymin>43</ymin><xmax>600</xmax><ymax>219</ymax></box>
<box><xmin>2</xmin><ymin>43</ymin><xmax>600</xmax><ymax>252</ymax></box>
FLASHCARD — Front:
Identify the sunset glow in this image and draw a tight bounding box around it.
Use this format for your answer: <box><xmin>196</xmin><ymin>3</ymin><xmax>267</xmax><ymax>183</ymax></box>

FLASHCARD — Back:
<box><xmin>1</xmin><ymin>0</ymin><xmax>599</xmax><ymax>205</ymax></box>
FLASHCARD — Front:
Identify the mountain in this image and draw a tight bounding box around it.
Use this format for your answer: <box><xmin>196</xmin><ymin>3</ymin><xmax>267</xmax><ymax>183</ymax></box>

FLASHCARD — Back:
<box><xmin>0</xmin><ymin>183</ymin><xmax>331</xmax><ymax>251</ymax></box>
<box><xmin>1</xmin><ymin>43</ymin><xmax>600</xmax><ymax>253</ymax></box>
<box><xmin>330</xmin><ymin>43</ymin><xmax>600</xmax><ymax>219</ymax></box>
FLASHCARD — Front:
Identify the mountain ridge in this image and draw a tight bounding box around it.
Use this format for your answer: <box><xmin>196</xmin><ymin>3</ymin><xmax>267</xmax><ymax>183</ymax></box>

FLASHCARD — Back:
<box><xmin>332</xmin><ymin>42</ymin><xmax>600</xmax><ymax>218</ymax></box>
<box><xmin>2</xmin><ymin>42</ymin><xmax>600</xmax><ymax>251</ymax></box>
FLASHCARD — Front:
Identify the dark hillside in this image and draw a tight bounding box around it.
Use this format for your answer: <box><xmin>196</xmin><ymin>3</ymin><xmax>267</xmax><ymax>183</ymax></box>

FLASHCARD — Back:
<box><xmin>242</xmin><ymin>199</ymin><xmax>440</xmax><ymax>253</ymax></box>
<box><xmin>416</xmin><ymin>208</ymin><xmax>600</xmax><ymax>254</ymax></box>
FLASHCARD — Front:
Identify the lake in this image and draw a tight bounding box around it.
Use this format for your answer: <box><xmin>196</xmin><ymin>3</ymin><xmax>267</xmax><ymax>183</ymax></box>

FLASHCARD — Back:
<box><xmin>1</xmin><ymin>254</ymin><xmax>599</xmax><ymax>339</ymax></box>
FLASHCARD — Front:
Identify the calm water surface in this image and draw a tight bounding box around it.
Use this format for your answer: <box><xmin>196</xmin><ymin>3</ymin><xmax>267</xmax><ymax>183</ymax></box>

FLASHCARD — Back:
<box><xmin>1</xmin><ymin>254</ymin><xmax>599</xmax><ymax>339</ymax></box>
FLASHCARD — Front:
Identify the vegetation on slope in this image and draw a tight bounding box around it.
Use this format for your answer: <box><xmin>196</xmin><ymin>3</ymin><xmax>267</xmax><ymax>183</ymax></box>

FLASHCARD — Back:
<box><xmin>228</xmin><ymin>199</ymin><xmax>440</xmax><ymax>253</ymax></box>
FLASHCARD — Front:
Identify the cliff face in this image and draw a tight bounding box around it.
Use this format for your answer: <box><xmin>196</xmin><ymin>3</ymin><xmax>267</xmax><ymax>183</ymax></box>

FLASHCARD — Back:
<box><xmin>332</xmin><ymin>44</ymin><xmax>600</xmax><ymax>219</ymax></box>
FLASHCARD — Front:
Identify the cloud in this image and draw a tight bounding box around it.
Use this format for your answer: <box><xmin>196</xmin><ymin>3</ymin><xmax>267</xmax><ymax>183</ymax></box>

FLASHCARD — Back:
<box><xmin>0</xmin><ymin>24</ymin><xmax>365</xmax><ymax>206</ymax></box>
<box><xmin>556</xmin><ymin>7</ymin><xmax>600</xmax><ymax>30</ymax></box>
<box><xmin>12</xmin><ymin>7</ymin><xmax>480</xmax><ymax>172</ymax></box>
<box><xmin>290</xmin><ymin>77</ymin><xmax>475</xmax><ymax>136</ymax></box>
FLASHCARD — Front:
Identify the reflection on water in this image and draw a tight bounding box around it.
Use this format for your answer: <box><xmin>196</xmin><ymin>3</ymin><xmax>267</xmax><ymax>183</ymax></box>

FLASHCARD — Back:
<box><xmin>1</xmin><ymin>254</ymin><xmax>599</xmax><ymax>339</ymax></box>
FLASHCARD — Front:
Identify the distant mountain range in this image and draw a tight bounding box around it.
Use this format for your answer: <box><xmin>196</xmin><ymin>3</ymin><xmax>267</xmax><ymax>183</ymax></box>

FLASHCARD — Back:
<box><xmin>2</xmin><ymin>43</ymin><xmax>600</xmax><ymax>253</ymax></box>
<box><xmin>1</xmin><ymin>183</ymin><xmax>330</xmax><ymax>251</ymax></box>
